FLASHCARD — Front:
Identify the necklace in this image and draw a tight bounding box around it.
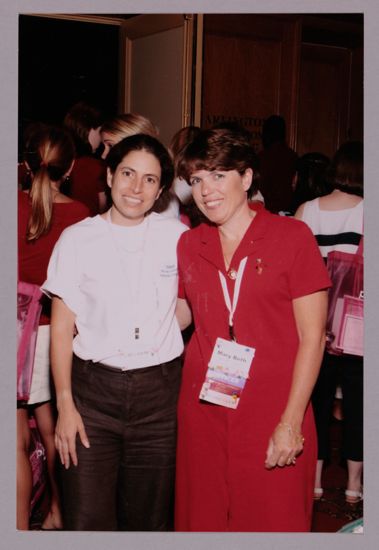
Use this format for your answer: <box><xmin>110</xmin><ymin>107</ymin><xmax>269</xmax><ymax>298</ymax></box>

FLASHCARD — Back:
<box><xmin>106</xmin><ymin>210</ymin><xmax>150</xmax><ymax>340</ymax></box>
<box><xmin>108</xmin><ymin>208</ymin><xmax>147</xmax><ymax>253</ymax></box>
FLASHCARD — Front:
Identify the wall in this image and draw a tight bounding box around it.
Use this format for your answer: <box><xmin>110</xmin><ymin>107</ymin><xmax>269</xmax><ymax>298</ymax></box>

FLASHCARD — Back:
<box><xmin>127</xmin><ymin>26</ymin><xmax>184</xmax><ymax>147</ymax></box>
<box><xmin>200</xmin><ymin>14</ymin><xmax>363</xmax><ymax>157</ymax></box>
<box><xmin>201</xmin><ymin>14</ymin><xmax>301</xmax><ymax>152</ymax></box>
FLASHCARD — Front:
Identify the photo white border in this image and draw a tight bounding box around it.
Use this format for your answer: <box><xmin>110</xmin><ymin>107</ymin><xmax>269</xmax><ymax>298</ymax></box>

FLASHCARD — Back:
<box><xmin>1</xmin><ymin>1</ymin><xmax>378</xmax><ymax>549</ymax></box>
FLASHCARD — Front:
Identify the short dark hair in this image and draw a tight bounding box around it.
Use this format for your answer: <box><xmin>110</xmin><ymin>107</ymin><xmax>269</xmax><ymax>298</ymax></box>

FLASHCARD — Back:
<box><xmin>177</xmin><ymin>127</ymin><xmax>258</xmax><ymax>195</ymax></box>
<box><xmin>106</xmin><ymin>133</ymin><xmax>174</xmax><ymax>213</ymax></box>
<box><xmin>261</xmin><ymin>115</ymin><xmax>286</xmax><ymax>148</ymax></box>
<box><xmin>64</xmin><ymin>101</ymin><xmax>104</xmax><ymax>156</ymax></box>
<box><xmin>327</xmin><ymin>141</ymin><xmax>363</xmax><ymax>196</ymax></box>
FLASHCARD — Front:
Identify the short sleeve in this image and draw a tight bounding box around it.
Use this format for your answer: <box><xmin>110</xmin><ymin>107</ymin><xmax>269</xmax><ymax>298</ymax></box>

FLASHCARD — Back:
<box><xmin>288</xmin><ymin>221</ymin><xmax>331</xmax><ymax>299</ymax></box>
<box><xmin>41</xmin><ymin>227</ymin><xmax>83</xmax><ymax>316</ymax></box>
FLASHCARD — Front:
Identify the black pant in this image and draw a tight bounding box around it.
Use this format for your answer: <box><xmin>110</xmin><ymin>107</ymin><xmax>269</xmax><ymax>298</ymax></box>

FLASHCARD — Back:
<box><xmin>311</xmin><ymin>352</ymin><xmax>363</xmax><ymax>462</ymax></box>
<box><xmin>60</xmin><ymin>355</ymin><xmax>182</xmax><ymax>531</ymax></box>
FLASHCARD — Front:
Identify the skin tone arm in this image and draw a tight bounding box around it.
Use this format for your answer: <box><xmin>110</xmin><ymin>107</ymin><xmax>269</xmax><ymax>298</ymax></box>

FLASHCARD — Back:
<box><xmin>50</xmin><ymin>296</ymin><xmax>89</xmax><ymax>469</ymax></box>
<box><xmin>293</xmin><ymin>203</ymin><xmax>305</xmax><ymax>220</ymax></box>
<box><xmin>265</xmin><ymin>290</ymin><xmax>328</xmax><ymax>469</ymax></box>
<box><xmin>175</xmin><ymin>297</ymin><xmax>192</xmax><ymax>331</ymax></box>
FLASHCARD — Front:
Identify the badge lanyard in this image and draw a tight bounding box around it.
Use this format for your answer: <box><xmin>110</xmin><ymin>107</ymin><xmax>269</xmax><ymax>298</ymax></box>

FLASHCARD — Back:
<box><xmin>218</xmin><ymin>257</ymin><xmax>248</xmax><ymax>342</ymax></box>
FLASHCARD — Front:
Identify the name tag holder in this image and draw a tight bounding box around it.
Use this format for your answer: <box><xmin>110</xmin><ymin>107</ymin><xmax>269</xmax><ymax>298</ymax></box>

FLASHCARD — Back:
<box><xmin>199</xmin><ymin>337</ymin><xmax>255</xmax><ymax>409</ymax></box>
<box><xmin>199</xmin><ymin>257</ymin><xmax>255</xmax><ymax>409</ymax></box>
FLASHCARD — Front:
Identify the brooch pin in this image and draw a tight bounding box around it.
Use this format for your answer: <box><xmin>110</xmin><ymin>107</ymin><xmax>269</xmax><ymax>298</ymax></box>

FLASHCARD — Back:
<box><xmin>228</xmin><ymin>268</ymin><xmax>238</xmax><ymax>280</ymax></box>
<box><xmin>255</xmin><ymin>258</ymin><xmax>264</xmax><ymax>275</ymax></box>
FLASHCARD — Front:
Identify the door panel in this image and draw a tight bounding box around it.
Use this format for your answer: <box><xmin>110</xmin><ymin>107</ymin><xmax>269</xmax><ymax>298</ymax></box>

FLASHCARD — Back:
<box><xmin>122</xmin><ymin>14</ymin><xmax>194</xmax><ymax>146</ymax></box>
<box><xmin>297</xmin><ymin>44</ymin><xmax>351</xmax><ymax>157</ymax></box>
<box><xmin>201</xmin><ymin>14</ymin><xmax>300</xmax><ymax>152</ymax></box>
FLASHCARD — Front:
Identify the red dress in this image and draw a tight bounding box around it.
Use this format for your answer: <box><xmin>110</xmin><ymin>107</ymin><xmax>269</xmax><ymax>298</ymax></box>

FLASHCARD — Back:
<box><xmin>175</xmin><ymin>208</ymin><xmax>331</xmax><ymax>532</ymax></box>
<box><xmin>18</xmin><ymin>190</ymin><xmax>89</xmax><ymax>324</ymax></box>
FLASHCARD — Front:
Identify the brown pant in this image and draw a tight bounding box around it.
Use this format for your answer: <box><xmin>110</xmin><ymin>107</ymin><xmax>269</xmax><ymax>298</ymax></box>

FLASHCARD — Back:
<box><xmin>60</xmin><ymin>354</ymin><xmax>182</xmax><ymax>531</ymax></box>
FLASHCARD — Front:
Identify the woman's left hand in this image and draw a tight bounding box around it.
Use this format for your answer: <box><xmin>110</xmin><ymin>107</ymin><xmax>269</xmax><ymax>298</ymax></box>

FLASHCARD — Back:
<box><xmin>264</xmin><ymin>422</ymin><xmax>305</xmax><ymax>469</ymax></box>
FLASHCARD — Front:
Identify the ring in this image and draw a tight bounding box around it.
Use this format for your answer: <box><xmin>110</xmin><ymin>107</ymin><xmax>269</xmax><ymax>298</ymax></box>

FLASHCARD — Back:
<box><xmin>292</xmin><ymin>457</ymin><xmax>296</xmax><ymax>464</ymax></box>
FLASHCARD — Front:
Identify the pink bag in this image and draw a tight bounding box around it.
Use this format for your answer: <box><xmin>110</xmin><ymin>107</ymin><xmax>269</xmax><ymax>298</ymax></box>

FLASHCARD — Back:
<box><xmin>325</xmin><ymin>239</ymin><xmax>363</xmax><ymax>356</ymax></box>
<box><xmin>17</xmin><ymin>281</ymin><xmax>43</xmax><ymax>402</ymax></box>
<box><xmin>29</xmin><ymin>416</ymin><xmax>47</xmax><ymax>515</ymax></box>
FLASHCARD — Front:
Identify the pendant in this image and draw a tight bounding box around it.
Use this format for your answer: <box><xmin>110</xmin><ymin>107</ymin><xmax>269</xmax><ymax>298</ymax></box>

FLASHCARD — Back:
<box><xmin>134</xmin><ymin>327</ymin><xmax>140</xmax><ymax>340</ymax></box>
<box><xmin>228</xmin><ymin>268</ymin><xmax>237</xmax><ymax>280</ymax></box>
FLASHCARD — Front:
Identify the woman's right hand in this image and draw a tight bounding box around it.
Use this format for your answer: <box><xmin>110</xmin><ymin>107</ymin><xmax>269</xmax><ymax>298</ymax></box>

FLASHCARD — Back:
<box><xmin>54</xmin><ymin>402</ymin><xmax>90</xmax><ymax>469</ymax></box>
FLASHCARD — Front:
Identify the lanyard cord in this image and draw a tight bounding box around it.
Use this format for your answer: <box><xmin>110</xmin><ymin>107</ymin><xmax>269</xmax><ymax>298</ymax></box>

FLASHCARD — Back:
<box><xmin>218</xmin><ymin>257</ymin><xmax>248</xmax><ymax>341</ymax></box>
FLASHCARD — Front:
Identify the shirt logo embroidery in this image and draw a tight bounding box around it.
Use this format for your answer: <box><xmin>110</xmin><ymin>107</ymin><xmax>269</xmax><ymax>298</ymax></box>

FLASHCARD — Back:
<box><xmin>160</xmin><ymin>264</ymin><xmax>178</xmax><ymax>278</ymax></box>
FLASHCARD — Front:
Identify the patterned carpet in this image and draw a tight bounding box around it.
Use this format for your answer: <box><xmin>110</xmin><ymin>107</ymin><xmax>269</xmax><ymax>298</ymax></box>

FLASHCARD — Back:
<box><xmin>312</xmin><ymin>486</ymin><xmax>363</xmax><ymax>532</ymax></box>
<box><xmin>29</xmin><ymin>416</ymin><xmax>363</xmax><ymax>532</ymax></box>
<box><xmin>311</xmin><ymin>418</ymin><xmax>363</xmax><ymax>532</ymax></box>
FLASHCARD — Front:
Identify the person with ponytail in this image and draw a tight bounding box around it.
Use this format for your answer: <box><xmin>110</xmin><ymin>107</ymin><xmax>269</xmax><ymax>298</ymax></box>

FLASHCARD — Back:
<box><xmin>17</xmin><ymin>124</ymin><xmax>89</xmax><ymax>530</ymax></box>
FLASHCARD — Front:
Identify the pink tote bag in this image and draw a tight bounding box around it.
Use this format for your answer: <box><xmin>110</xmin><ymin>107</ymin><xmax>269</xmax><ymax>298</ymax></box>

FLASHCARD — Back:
<box><xmin>325</xmin><ymin>239</ymin><xmax>363</xmax><ymax>356</ymax></box>
<box><xmin>17</xmin><ymin>281</ymin><xmax>43</xmax><ymax>402</ymax></box>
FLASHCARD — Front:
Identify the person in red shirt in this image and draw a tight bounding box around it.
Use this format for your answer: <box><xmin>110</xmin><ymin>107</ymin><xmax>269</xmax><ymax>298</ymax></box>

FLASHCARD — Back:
<box><xmin>63</xmin><ymin>101</ymin><xmax>107</xmax><ymax>215</ymax></box>
<box><xmin>174</xmin><ymin>127</ymin><xmax>331</xmax><ymax>531</ymax></box>
<box><xmin>17</xmin><ymin>125</ymin><xmax>89</xmax><ymax>530</ymax></box>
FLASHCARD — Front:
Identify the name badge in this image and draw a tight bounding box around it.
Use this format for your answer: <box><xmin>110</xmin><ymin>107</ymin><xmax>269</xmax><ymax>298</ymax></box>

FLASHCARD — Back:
<box><xmin>199</xmin><ymin>337</ymin><xmax>255</xmax><ymax>409</ymax></box>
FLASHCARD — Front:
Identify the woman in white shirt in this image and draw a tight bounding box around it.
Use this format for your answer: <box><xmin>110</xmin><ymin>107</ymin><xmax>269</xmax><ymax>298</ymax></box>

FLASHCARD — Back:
<box><xmin>101</xmin><ymin>113</ymin><xmax>180</xmax><ymax>218</ymax></box>
<box><xmin>43</xmin><ymin>133</ymin><xmax>189</xmax><ymax>530</ymax></box>
<box><xmin>295</xmin><ymin>141</ymin><xmax>363</xmax><ymax>505</ymax></box>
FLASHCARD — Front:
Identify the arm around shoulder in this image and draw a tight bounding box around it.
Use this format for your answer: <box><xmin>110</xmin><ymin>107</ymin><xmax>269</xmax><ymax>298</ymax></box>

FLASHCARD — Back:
<box><xmin>175</xmin><ymin>298</ymin><xmax>192</xmax><ymax>331</ymax></box>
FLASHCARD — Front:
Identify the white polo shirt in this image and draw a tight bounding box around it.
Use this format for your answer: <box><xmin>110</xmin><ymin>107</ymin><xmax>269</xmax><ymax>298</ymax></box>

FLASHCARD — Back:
<box><xmin>42</xmin><ymin>212</ymin><xmax>188</xmax><ymax>369</ymax></box>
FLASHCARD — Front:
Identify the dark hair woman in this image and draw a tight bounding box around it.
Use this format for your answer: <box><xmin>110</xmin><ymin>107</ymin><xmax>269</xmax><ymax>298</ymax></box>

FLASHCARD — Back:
<box><xmin>174</xmin><ymin>127</ymin><xmax>331</xmax><ymax>532</ymax></box>
<box><xmin>63</xmin><ymin>101</ymin><xmax>107</xmax><ymax>215</ymax></box>
<box><xmin>42</xmin><ymin>134</ymin><xmax>190</xmax><ymax>530</ymax></box>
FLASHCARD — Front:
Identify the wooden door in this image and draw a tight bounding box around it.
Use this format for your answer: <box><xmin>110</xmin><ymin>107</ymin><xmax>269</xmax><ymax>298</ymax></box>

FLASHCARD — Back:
<box><xmin>200</xmin><ymin>14</ymin><xmax>301</xmax><ymax>152</ymax></box>
<box><xmin>121</xmin><ymin>14</ymin><xmax>194</xmax><ymax>146</ymax></box>
<box><xmin>296</xmin><ymin>43</ymin><xmax>352</xmax><ymax>158</ymax></box>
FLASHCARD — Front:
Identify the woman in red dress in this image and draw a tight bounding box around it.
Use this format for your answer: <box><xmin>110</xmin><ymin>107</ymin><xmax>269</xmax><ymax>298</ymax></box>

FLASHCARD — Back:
<box><xmin>174</xmin><ymin>127</ymin><xmax>331</xmax><ymax>531</ymax></box>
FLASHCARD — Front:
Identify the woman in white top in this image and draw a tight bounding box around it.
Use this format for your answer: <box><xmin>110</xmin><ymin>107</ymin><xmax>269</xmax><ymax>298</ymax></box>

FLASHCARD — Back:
<box><xmin>295</xmin><ymin>141</ymin><xmax>363</xmax><ymax>505</ymax></box>
<box><xmin>43</xmin><ymin>134</ymin><xmax>190</xmax><ymax>530</ymax></box>
<box><xmin>101</xmin><ymin>113</ymin><xmax>180</xmax><ymax>218</ymax></box>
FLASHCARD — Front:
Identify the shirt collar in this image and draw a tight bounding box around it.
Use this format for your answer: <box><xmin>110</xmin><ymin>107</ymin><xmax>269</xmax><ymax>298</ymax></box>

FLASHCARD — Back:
<box><xmin>198</xmin><ymin>207</ymin><xmax>271</xmax><ymax>271</ymax></box>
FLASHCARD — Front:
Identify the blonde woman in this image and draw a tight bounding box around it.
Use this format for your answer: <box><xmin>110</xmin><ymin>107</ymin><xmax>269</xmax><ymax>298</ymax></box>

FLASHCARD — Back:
<box><xmin>18</xmin><ymin>125</ymin><xmax>89</xmax><ymax>529</ymax></box>
<box><xmin>100</xmin><ymin>113</ymin><xmax>159</xmax><ymax>159</ymax></box>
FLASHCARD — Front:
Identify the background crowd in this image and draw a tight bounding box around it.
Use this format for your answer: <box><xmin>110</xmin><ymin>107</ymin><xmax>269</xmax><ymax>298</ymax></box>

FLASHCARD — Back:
<box><xmin>17</xmin><ymin>104</ymin><xmax>363</xmax><ymax>532</ymax></box>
